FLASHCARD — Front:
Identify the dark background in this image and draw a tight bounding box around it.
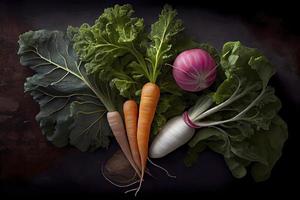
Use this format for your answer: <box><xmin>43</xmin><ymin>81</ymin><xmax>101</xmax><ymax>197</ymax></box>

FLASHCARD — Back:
<box><xmin>0</xmin><ymin>0</ymin><xmax>299</xmax><ymax>198</ymax></box>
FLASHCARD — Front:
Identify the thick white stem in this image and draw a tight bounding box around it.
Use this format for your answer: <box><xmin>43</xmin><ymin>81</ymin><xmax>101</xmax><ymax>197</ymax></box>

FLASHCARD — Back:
<box><xmin>195</xmin><ymin>88</ymin><xmax>266</xmax><ymax>127</ymax></box>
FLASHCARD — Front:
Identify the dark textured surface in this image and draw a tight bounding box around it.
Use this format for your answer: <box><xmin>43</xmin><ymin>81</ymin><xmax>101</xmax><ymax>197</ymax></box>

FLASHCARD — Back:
<box><xmin>0</xmin><ymin>0</ymin><xmax>299</xmax><ymax>198</ymax></box>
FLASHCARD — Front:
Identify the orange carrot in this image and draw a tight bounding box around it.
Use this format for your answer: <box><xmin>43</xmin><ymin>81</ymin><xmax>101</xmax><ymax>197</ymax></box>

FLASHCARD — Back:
<box><xmin>123</xmin><ymin>100</ymin><xmax>141</xmax><ymax>171</ymax></box>
<box><xmin>107</xmin><ymin>111</ymin><xmax>141</xmax><ymax>177</ymax></box>
<box><xmin>135</xmin><ymin>82</ymin><xmax>160</xmax><ymax>194</ymax></box>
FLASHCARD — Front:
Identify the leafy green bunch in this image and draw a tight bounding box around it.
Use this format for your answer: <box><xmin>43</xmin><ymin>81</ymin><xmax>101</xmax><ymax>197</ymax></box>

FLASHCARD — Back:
<box><xmin>71</xmin><ymin>4</ymin><xmax>201</xmax><ymax>135</ymax></box>
<box><xmin>17</xmin><ymin>4</ymin><xmax>201</xmax><ymax>151</ymax></box>
<box><xmin>185</xmin><ymin>42</ymin><xmax>288</xmax><ymax>182</ymax></box>
<box><xmin>17</xmin><ymin>4</ymin><xmax>287</xmax><ymax>183</ymax></box>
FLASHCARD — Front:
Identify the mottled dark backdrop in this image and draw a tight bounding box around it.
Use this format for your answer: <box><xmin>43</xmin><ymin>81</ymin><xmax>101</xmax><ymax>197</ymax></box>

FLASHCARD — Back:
<box><xmin>0</xmin><ymin>0</ymin><xmax>299</xmax><ymax>198</ymax></box>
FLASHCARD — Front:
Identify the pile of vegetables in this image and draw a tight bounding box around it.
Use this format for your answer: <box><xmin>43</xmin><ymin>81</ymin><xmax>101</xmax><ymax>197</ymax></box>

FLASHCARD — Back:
<box><xmin>18</xmin><ymin>4</ymin><xmax>288</xmax><ymax>195</ymax></box>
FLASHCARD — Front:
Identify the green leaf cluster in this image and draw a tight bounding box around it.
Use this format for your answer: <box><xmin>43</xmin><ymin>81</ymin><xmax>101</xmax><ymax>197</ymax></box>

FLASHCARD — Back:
<box><xmin>70</xmin><ymin>4</ymin><xmax>200</xmax><ymax>135</ymax></box>
<box><xmin>184</xmin><ymin>42</ymin><xmax>288</xmax><ymax>181</ymax></box>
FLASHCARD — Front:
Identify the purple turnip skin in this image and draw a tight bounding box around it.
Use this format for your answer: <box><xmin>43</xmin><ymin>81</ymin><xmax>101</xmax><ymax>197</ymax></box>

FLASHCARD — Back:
<box><xmin>172</xmin><ymin>48</ymin><xmax>216</xmax><ymax>92</ymax></box>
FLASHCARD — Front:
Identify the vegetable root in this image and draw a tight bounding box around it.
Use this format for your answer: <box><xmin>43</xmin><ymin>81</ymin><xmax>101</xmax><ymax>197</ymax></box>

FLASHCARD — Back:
<box><xmin>149</xmin><ymin>115</ymin><xmax>195</xmax><ymax>158</ymax></box>
<box><xmin>172</xmin><ymin>48</ymin><xmax>217</xmax><ymax>92</ymax></box>
<box><xmin>147</xmin><ymin>158</ymin><xmax>176</xmax><ymax>179</ymax></box>
<box><xmin>107</xmin><ymin>111</ymin><xmax>141</xmax><ymax>177</ymax></box>
<box><xmin>123</xmin><ymin>100</ymin><xmax>141</xmax><ymax>171</ymax></box>
<box><xmin>135</xmin><ymin>82</ymin><xmax>160</xmax><ymax>195</ymax></box>
<box><xmin>101</xmin><ymin>163</ymin><xmax>139</xmax><ymax>188</ymax></box>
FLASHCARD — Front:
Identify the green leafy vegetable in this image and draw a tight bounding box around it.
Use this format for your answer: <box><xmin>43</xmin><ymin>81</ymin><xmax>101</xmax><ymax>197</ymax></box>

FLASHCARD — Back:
<box><xmin>71</xmin><ymin>4</ymin><xmax>196</xmax><ymax>136</ymax></box>
<box><xmin>185</xmin><ymin>41</ymin><xmax>288</xmax><ymax>181</ymax></box>
<box><xmin>72</xmin><ymin>4</ymin><xmax>146</xmax><ymax>75</ymax></box>
<box><xmin>71</xmin><ymin>5</ymin><xmax>145</xmax><ymax>98</ymax></box>
<box><xmin>186</xmin><ymin>116</ymin><xmax>287</xmax><ymax>181</ymax></box>
<box><xmin>18</xmin><ymin>30</ymin><xmax>117</xmax><ymax>151</ymax></box>
<box><xmin>72</xmin><ymin>4</ymin><xmax>185</xmax><ymax>90</ymax></box>
<box><xmin>17</xmin><ymin>4</ymin><xmax>287</xmax><ymax>184</ymax></box>
<box><xmin>189</xmin><ymin>41</ymin><xmax>279</xmax><ymax>129</ymax></box>
<box><xmin>146</xmin><ymin>5</ymin><xmax>184</xmax><ymax>82</ymax></box>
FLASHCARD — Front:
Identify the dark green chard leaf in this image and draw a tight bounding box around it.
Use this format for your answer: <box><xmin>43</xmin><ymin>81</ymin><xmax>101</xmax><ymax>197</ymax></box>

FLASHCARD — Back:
<box><xmin>188</xmin><ymin>127</ymin><xmax>231</xmax><ymax>157</ymax></box>
<box><xmin>18</xmin><ymin>30</ymin><xmax>115</xmax><ymax>151</ymax></box>
<box><xmin>184</xmin><ymin>142</ymin><xmax>206</xmax><ymax>167</ymax></box>
<box><xmin>187</xmin><ymin>116</ymin><xmax>287</xmax><ymax>181</ymax></box>
<box><xmin>224</xmin><ymin>156</ymin><xmax>250</xmax><ymax>178</ymax></box>
<box><xmin>232</xmin><ymin>116</ymin><xmax>288</xmax><ymax>181</ymax></box>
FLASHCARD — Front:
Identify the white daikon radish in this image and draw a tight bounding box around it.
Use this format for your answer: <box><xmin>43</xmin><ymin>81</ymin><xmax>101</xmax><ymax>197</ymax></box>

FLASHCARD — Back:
<box><xmin>149</xmin><ymin>115</ymin><xmax>195</xmax><ymax>158</ymax></box>
<box><xmin>149</xmin><ymin>95</ymin><xmax>213</xmax><ymax>158</ymax></box>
